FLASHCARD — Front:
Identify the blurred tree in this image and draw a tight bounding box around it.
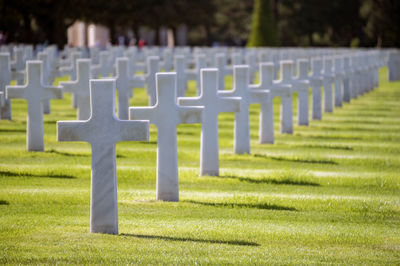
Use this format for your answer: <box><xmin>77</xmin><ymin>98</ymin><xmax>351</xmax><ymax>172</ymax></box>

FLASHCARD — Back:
<box><xmin>248</xmin><ymin>0</ymin><xmax>278</xmax><ymax>46</ymax></box>
<box><xmin>362</xmin><ymin>0</ymin><xmax>400</xmax><ymax>47</ymax></box>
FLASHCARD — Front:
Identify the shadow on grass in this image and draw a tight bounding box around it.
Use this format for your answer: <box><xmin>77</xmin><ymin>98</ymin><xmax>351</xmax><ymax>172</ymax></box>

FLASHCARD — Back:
<box><xmin>47</xmin><ymin>149</ymin><xmax>89</xmax><ymax>157</ymax></box>
<box><xmin>121</xmin><ymin>233</ymin><xmax>260</xmax><ymax>246</ymax></box>
<box><xmin>0</xmin><ymin>170</ymin><xmax>76</xmax><ymax>179</ymax></box>
<box><xmin>219</xmin><ymin>175</ymin><xmax>320</xmax><ymax>187</ymax></box>
<box><xmin>298</xmin><ymin>144</ymin><xmax>353</xmax><ymax>151</ymax></box>
<box><xmin>0</xmin><ymin>128</ymin><xmax>25</xmax><ymax>133</ymax></box>
<box><xmin>294</xmin><ymin>133</ymin><xmax>363</xmax><ymax>141</ymax></box>
<box><xmin>254</xmin><ymin>154</ymin><xmax>337</xmax><ymax>165</ymax></box>
<box><xmin>137</xmin><ymin>141</ymin><xmax>157</xmax><ymax>145</ymax></box>
<box><xmin>47</xmin><ymin>149</ymin><xmax>125</xmax><ymax>158</ymax></box>
<box><xmin>183</xmin><ymin>200</ymin><xmax>297</xmax><ymax>211</ymax></box>
<box><xmin>0</xmin><ymin>200</ymin><xmax>9</xmax><ymax>205</ymax></box>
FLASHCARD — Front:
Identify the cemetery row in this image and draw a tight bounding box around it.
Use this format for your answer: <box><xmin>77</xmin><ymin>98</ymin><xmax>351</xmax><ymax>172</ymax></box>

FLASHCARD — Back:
<box><xmin>0</xmin><ymin>44</ymin><xmax>399</xmax><ymax>235</ymax></box>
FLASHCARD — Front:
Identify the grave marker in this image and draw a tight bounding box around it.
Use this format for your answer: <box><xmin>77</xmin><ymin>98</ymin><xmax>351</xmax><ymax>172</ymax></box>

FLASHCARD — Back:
<box><xmin>60</xmin><ymin>59</ymin><xmax>91</xmax><ymax>120</ymax></box>
<box><xmin>130</xmin><ymin>73</ymin><xmax>203</xmax><ymax>201</ymax></box>
<box><xmin>179</xmin><ymin>69</ymin><xmax>240</xmax><ymax>176</ymax></box>
<box><xmin>115</xmin><ymin>57</ymin><xmax>145</xmax><ymax>120</ymax></box>
<box><xmin>322</xmin><ymin>57</ymin><xmax>334</xmax><ymax>112</ymax></box>
<box><xmin>0</xmin><ymin>53</ymin><xmax>12</xmax><ymax>119</ymax></box>
<box><xmin>6</xmin><ymin>61</ymin><xmax>62</xmax><ymax>151</ymax></box>
<box><xmin>309</xmin><ymin>58</ymin><xmax>324</xmax><ymax>120</ymax></box>
<box><xmin>57</xmin><ymin>79</ymin><xmax>149</xmax><ymax>234</ymax></box>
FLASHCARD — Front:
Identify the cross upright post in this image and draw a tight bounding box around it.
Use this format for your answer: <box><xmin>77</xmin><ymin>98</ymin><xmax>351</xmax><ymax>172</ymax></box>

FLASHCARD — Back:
<box><xmin>272</xmin><ymin>60</ymin><xmax>295</xmax><ymax>134</ymax></box>
<box><xmin>0</xmin><ymin>53</ymin><xmax>13</xmax><ymax>120</ymax></box>
<box><xmin>333</xmin><ymin>57</ymin><xmax>345</xmax><ymax>107</ymax></box>
<box><xmin>309</xmin><ymin>58</ymin><xmax>324</xmax><ymax>120</ymax></box>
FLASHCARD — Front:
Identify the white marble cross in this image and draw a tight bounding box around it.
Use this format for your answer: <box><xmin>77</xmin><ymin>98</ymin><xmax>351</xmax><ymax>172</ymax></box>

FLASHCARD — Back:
<box><xmin>6</xmin><ymin>61</ymin><xmax>62</xmax><ymax>151</ymax></box>
<box><xmin>333</xmin><ymin>57</ymin><xmax>344</xmax><ymax>107</ymax></box>
<box><xmin>11</xmin><ymin>48</ymin><xmax>25</xmax><ymax>85</ymax></box>
<box><xmin>38</xmin><ymin>52</ymin><xmax>52</xmax><ymax>114</ymax></box>
<box><xmin>309</xmin><ymin>58</ymin><xmax>324</xmax><ymax>120</ymax></box>
<box><xmin>178</xmin><ymin>69</ymin><xmax>241</xmax><ymax>176</ymax></box>
<box><xmin>215</xmin><ymin>53</ymin><xmax>228</xmax><ymax>91</ymax></box>
<box><xmin>293</xmin><ymin>59</ymin><xmax>310</xmax><ymax>126</ymax></box>
<box><xmin>91</xmin><ymin>51</ymin><xmax>113</xmax><ymax>78</ymax></box>
<box><xmin>60</xmin><ymin>51</ymin><xmax>81</xmax><ymax>109</ymax></box>
<box><xmin>186</xmin><ymin>54</ymin><xmax>206</xmax><ymax>96</ymax></box>
<box><xmin>130</xmin><ymin>73</ymin><xmax>203</xmax><ymax>201</ymax></box>
<box><xmin>322</xmin><ymin>57</ymin><xmax>334</xmax><ymax>113</ymax></box>
<box><xmin>342</xmin><ymin>56</ymin><xmax>351</xmax><ymax>103</ymax></box>
<box><xmin>0</xmin><ymin>53</ymin><xmax>13</xmax><ymax>120</ymax></box>
<box><xmin>175</xmin><ymin>55</ymin><xmax>187</xmax><ymax>97</ymax></box>
<box><xmin>60</xmin><ymin>59</ymin><xmax>91</xmax><ymax>120</ymax></box>
<box><xmin>271</xmin><ymin>61</ymin><xmax>295</xmax><ymax>134</ymax></box>
<box><xmin>145</xmin><ymin>56</ymin><xmax>160</xmax><ymax>106</ymax></box>
<box><xmin>219</xmin><ymin>65</ymin><xmax>274</xmax><ymax>153</ymax></box>
<box><xmin>57</xmin><ymin>79</ymin><xmax>149</xmax><ymax>235</ymax></box>
<box><xmin>115</xmin><ymin>57</ymin><xmax>145</xmax><ymax>120</ymax></box>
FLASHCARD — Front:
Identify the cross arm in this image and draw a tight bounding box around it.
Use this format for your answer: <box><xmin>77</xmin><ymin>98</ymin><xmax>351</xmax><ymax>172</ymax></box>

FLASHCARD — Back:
<box><xmin>178</xmin><ymin>106</ymin><xmax>203</xmax><ymax>124</ymax></box>
<box><xmin>44</xmin><ymin>86</ymin><xmax>63</xmax><ymax>100</ymax></box>
<box><xmin>6</xmin><ymin>85</ymin><xmax>26</xmax><ymax>99</ymax></box>
<box><xmin>59</xmin><ymin>80</ymin><xmax>77</xmax><ymax>93</ymax></box>
<box><xmin>129</xmin><ymin>77</ymin><xmax>145</xmax><ymax>88</ymax></box>
<box><xmin>129</xmin><ymin>107</ymin><xmax>155</xmax><ymax>123</ymax></box>
<box><xmin>12</xmin><ymin>71</ymin><xmax>25</xmax><ymax>81</ymax></box>
<box><xmin>59</xmin><ymin>66</ymin><xmax>72</xmax><ymax>77</ymax></box>
<box><xmin>217</xmin><ymin>90</ymin><xmax>235</xmax><ymax>98</ymax></box>
<box><xmin>270</xmin><ymin>83</ymin><xmax>292</xmax><ymax>97</ymax></box>
<box><xmin>117</xmin><ymin>120</ymin><xmax>149</xmax><ymax>142</ymax></box>
<box><xmin>292</xmin><ymin>79</ymin><xmax>310</xmax><ymax>91</ymax></box>
<box><xmin>57</xmin><ymin>120</ymin><xmax>90</xmax><ymax>142</ymax></box>
<box><xmin>186</xmin><ymin>70</ymin><xmax>197</xmax><ymax>80</ymax></box>
<box><xmin>248</xmin><ymin>90</ymin><xmax>270</xmax><ymax>104</ymax></box>
<box><xmin>217</xmin><ymin>96</ymin><xmax>241</xmax><ymax>113</ymax></box>
<box><xmin>177</xmin><ymin>96</ymin><xmax>202</xmax><ymax>107</ymax></box>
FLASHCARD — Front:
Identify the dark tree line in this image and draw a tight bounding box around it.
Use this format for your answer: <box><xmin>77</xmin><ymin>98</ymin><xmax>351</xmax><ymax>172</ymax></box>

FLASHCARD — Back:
<box><xmin>0</xmin><ymin>0</ymin><xmax>399</xmax><ymax>48</ymax></box>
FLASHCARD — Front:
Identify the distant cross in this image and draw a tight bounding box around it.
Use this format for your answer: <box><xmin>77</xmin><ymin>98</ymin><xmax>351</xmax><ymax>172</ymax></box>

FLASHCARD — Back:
<box><xmin>11</xmin><ymin>48</ymin><xmax>25</xmax><ymax>85</ymax></box>
<box><xmin>322</xmin><ymin>57</ymin><xmax>334</xmax><ymax>113</ymax></box>
<box><xmin>145</xmin><ymin>56</ymin><xmax>160</xmax><ymax>106</ymax></box>
<box><xmin>60</xmin><ymin>59</ymin><xmax>91</xmax><ymax>120</ymax></box>
<box><xmin>174</xmin><ymin>55</ymin><xmax>187</xmax><ymax>97</ymax></box>
<box><xmin>309</xmin><ymin>58</ymin><xmax>324</xmax><ymax>120</ymax></box>
<box><xmin>342</xmin><ymin>56</ymin><xmax>351</xmax><ymax>103</ymax></box>
<box><xmin>115</xmin><ymin>57</ymin><xmax>145</xmax><ymax>120</ymax></box>
<box><xmin>91</xmin><ymin>51</ymin><xmax>113</xmax><ymax>78</ymax></box>
<box><xmin>57</xmin><ymin>79</ymin><xmax>149</xmax><ymax>234</ymax></box>
<box><xmin>292</xmin><ymin>59</ymin><xmax>310</xmax><ymax>126</ymax></box>
<box><xmin>219</xmin><ymin>65</ymin><xmax>274</xmax><ymax>154</ymax></box>
<box><xmin>6</xmin><ymin>61</ymin><xmax>62</xmax><ymax>151</ymax></box>
<box><xmin>0</xmin><ymin>53</ymin><xmax>13</xmax><ymax>119</ymax></box>
<box><xmin>179</xmin><ymin>69</ymin><xmax>240</xmax><ymax>176</ymax></box>
<box><xmin>186</xmin><ymin>54</ymin><xmax>206</xmax><ymax>96</ymax></box>
<box><xmin>271</xmin><ymin>60</ymin><xmax>295</xmax><ymax>134</ymax></box>
<box><xmin>60</xmin><ymin>51</ymin><xmax>82</xmax><ymax>109</ymax></box>
<box><xmin>248</xmin><ymin>62</ymin><xmax>290</xmax><ymax>144</ymax></box>
<box><xmin>333</xmin><ymin>57</ymin><xmax>345</xmax><ymax>107</ymax></box>
<box><xmin>130</xmin><ymin>73</ymin><xmax>203</xmax><ymax>202</ymax></box>
<box><xmin>38</xmin><ymin>52</ymin><xmax>52</xmax><ymax>114</ymax></box>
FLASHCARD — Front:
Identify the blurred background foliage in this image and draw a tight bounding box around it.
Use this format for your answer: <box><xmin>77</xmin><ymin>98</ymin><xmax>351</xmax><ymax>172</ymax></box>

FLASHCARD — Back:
<box><xmin>0</xmin><ymin>0</ymin><xmax>399</xmax><ymax>47</ymax></box>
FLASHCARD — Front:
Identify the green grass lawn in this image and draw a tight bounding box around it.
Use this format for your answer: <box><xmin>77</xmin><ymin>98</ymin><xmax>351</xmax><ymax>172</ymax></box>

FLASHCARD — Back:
<box><xmin>0</xmin><ymin>68</ymin><xmax>399</xmax><ymax>264</ymax></box>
